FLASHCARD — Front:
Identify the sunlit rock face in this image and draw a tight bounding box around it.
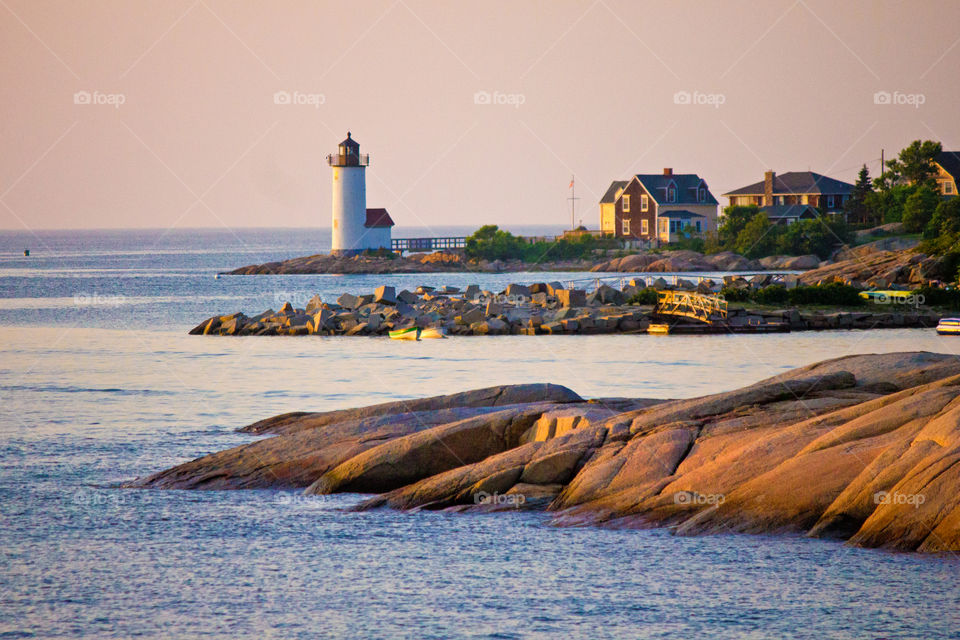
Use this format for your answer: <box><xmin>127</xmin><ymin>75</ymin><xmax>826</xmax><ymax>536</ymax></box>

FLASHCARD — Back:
<box><xmin>131</xmin><ymin>352</ymin><xmax>960</xmax><ymax>552</ymax></box>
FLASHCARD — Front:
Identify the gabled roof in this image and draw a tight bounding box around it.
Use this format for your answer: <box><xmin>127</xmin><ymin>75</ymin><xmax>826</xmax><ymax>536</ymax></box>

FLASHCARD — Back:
<box><xmin>723</xmin><ymin>171</ymin><xmax>853</xmax><ymax>196</ymax></box>
<box><xmin>599</xmin><ymin>180</ymin><xmax>629</xmax><ymax>204</ymax></box>
<box><xmin>633</xmin><ymin>174</ymin><xmax>718</xmax><ymax>205</ymax></box>
<box><xmin>659</xmin><ymin>210</ymin><xmax>705</xmax><ymax>219</ymax></box>
<box><xmin>760</xmin><ymin>204</ymin><xmax>818</xmax><ymax>220</ymax></box>
<box><xmin>365</xmin><ymin>208</ymin><xmax>394</xmax><ymax>227</ymax></box>
<box><xmin>935</xmin><ymin>151</ymin><xmax>960</xmax><ymax>180</ymax></box>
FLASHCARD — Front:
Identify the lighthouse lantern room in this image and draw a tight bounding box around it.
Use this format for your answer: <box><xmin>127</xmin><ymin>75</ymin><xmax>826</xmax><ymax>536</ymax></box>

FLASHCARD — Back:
<box><xmin>327</xmin><ymin>132</ymin><xmax>392</xmax><ymax>255</ymax></box>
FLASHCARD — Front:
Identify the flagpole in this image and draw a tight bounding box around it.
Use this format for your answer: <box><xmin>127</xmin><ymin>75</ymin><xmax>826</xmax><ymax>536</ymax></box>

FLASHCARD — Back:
<box><xmin>568</xmin><ymin>175</ymin><xmax>579</xmax><ymax>231</ymax></box>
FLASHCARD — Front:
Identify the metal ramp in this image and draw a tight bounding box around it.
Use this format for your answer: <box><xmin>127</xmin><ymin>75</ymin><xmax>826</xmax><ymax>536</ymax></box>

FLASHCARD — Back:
<box><xmin>654</xmin><ymin>290</ymin><xmax>728</xmax><ymax>324</ymax></box>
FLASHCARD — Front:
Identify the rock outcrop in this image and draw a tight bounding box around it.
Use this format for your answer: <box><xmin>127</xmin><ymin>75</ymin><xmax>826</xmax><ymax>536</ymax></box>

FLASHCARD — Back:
<box><xmin>188</xmin><ymin>280</ymin><xmax>941</xmax><ymax>338</ymax></box>
<box><xmin>129</xmin><ymin>352</ymin><xmax>960</xmax><ymax>552</ymax></box>
<box><xmin>799</xmin><ymin>247</ymin><xmax>943</xmax><ymax>288</ymax></box>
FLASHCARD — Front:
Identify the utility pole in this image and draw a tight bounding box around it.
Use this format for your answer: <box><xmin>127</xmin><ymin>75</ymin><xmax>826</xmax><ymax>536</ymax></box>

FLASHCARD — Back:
<box><xmin>568</xmin><ymin>175</ymin><xmax>580</xmax><ymax>230</ymax></box>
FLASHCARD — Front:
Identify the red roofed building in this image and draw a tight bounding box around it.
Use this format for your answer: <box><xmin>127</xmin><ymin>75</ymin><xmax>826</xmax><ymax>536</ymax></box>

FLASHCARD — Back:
<box><xmin>363</xmin><ymin>208</ymin><xmax>394</xmax><ymax>250</ymax></box>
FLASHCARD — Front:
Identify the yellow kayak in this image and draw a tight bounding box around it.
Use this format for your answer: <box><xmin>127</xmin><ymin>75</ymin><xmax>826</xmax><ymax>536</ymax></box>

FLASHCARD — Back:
<box><xmin>389</xmin><ymin>327</ymin><xmax>420</xmax><ymax>341</ymax></box>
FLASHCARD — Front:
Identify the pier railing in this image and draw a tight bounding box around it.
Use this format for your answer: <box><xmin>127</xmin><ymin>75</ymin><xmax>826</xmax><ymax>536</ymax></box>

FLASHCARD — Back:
<box><xmin>392</xmin><ymin>237</ymin><xmax>467</xmax><ymax>252</ymax></box>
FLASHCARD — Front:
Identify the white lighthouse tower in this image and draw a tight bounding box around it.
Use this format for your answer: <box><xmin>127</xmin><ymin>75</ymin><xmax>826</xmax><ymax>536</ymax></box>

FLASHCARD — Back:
<box><xmin>327</xmin><ymin>132</ymin><xmax>383</xmax><ymax>255</ymax></box>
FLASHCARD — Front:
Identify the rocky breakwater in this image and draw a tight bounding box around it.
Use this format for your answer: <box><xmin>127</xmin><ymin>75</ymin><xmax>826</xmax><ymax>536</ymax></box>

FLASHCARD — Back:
<box><xmin>128</xmin><ymin>352</ymin><xmax>960</xmax><ymax>552</ymax></box>
<box><xmin>189</xmin><ymin>276</ymin><xmax>941</xmax><ymax>337</ymax></box>
<box><xmin>227</xmin><ymin>251</ymin><xmax>595</xmax><ymax>275</ymax></box>
<box><xmin>188</xmin><ymin>282</ymin><xmax>652</xmax><ymax>337</ymax></box>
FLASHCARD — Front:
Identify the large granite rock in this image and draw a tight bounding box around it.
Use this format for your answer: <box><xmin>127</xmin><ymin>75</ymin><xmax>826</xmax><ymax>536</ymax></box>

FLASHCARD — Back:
<box><xmin>127</xmin><ymin>352</ymin><xmax>960</xmax><ymax>552</ymax></box>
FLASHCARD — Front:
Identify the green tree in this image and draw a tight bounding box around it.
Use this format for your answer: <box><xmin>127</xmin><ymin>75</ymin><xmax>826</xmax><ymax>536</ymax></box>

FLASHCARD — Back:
<box><xmin>719</xmin><ymin>205</ymin><xmax>760</xmax><ymax>250</ymax></box>
<box><xmin>734</xmin><ymin>212</ymin><xmax>776</xmax><ymax>258</ymax></box>
<box><xmin>865</xmin><ymin>184</ymin><xmax>914</xmax><ymax>224</ymax></box>
<box><xmin>901</xmin><ymin>185</ymin><xmax>940</xmax><ymax>232</ymax></box>
<box><xmin>776</xmin><ymin>218</ymin><xmax>851</xmax><ymax>259</ymax></box>
<box><xmin>844</xmin><ymin>164</ymin><xmax>875</xmax><ymax>226</ymax></box>
<box><xmin>881</xmin><ymin>139</ymin><xmax>942</xmax><ymax>187</ymax></box>
<box><xmin>921</xmin><ymin>198</ymin><xmax>960</xmax><ymax>256</ymax></box>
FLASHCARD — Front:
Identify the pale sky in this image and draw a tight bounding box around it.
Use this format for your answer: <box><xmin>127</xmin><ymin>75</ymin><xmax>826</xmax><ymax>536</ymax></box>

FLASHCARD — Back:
<box><xmin>2</xmin><ymin>0</ymin><xmax>959</xmax><ymax>231</ymax></box>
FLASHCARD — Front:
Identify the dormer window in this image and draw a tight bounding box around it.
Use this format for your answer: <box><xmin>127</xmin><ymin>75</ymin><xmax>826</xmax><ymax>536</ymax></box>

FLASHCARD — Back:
<box><xmin>667</xmin><ymin>185</ymin><xmax>676</xmax><ymax>202</ymax></box>
<box><xmin>699</xmin><ymin>188</ymin><xmax>706</xmax><ymax>202</ymax></box>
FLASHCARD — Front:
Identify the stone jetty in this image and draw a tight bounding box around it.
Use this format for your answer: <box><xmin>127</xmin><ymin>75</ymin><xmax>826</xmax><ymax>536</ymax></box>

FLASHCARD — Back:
<box><xmin>126</xmin><ymin>352</ymin><xmax>960</xmax><ymax>553</ymax></box>
<box><xmin>189</xmin><ymin>279</ymin><xmax>940</xmax><ymax>337</ymax></box>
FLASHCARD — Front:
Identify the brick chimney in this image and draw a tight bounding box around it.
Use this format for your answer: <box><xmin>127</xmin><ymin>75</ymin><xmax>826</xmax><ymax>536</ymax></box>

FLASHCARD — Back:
<box><xmin>663</xmin><ymin>168</ymin><xmax>673</xmax><ymax>176</ymax></box>
<box><xmin>763</xmin><ymin>170</ymin><xmax>775</xmax><ymax>206</ymax></box>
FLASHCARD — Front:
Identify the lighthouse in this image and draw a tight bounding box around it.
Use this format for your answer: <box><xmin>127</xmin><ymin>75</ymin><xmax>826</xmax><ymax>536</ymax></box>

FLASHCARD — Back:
<box><xmin>327</xmin><ymin>132</ymin><xmax>393</xmax><ymax>255</ymax></box>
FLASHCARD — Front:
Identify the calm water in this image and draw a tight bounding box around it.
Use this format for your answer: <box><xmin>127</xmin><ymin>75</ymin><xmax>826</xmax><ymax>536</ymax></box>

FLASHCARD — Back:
<box><xmin>1</xmin><ymin>228</ymin><xmax>959</xmax><ymax>639</ymax></box>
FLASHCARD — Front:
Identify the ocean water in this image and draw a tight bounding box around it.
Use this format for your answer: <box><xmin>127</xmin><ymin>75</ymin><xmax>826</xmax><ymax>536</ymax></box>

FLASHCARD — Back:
<box><xmin>1</xmin><ymin>228</ymin><xmax>959</xmax><ymax>639</ymax></box>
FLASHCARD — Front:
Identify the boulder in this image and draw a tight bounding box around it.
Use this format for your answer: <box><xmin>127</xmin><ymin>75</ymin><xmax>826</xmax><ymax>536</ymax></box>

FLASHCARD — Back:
<box><xmin>374</xmin><ymin>285</ymin><xmax>397</xmax><ymax>305</ymax></box>
<box><xmin>336</xmin><ymin>293</ymin><xmax>359</xmax><ymax>309</ymax></box>
<box><xmin>505</xmin><ymin>284</ymin><xmax>531</xmax><ymax>298</ymax></box>
<box><xmin>555</xmin><ymin>289</ymin><xmax>587</xmax><ymax>307</ymax></box>
<box><xmin>780</xmin><ymin>254</ymin><xmax>821</xmax><ymax>270</ymax></box>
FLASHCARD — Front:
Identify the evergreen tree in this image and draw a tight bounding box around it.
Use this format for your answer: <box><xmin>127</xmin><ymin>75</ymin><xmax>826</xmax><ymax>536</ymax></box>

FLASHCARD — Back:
<box><xmin>844</xmin><ymin>164</ymin><xmax>875</xmax><ymax>226</ymax></box>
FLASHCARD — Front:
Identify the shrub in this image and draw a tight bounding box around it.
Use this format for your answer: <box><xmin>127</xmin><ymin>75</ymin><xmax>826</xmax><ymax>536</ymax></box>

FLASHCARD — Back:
<box><xmin>787</xmin><ymin>283</ymin><xmax>864</xmax><ymax>307</ymax></box>
<box><xmin>752</xmin><ymin>285</ymin><xmax>789</xmax><ymax>305</ymax></box>
<box><xmin>915</xmin><ymin>286</ymin><xmax>960</xmax><ymax>310</ymax></box>
<box><xmin>719</xmin><ymin>286</ymin><xmax>750</xmax><ymax>302</ymax></box>
<box><xmin>627</xmin><ymin>288</ymin><xmax>659</xmax><ymax>305</ymax></box>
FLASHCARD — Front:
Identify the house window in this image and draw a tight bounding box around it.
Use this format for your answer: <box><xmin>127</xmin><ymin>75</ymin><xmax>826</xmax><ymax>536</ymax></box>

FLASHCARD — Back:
<box><xmin>695</xmin><ymin>220</ymin><xmax>702</xmax><ymax>232</ymax></box>
<box><xmin>946</xmin><ymin>181</ymin><xmax>955</xmax><ymax>195</ymax></box>
<box><xmin>827</xmin><ymin>195</ymin><xmax>835</xmax><ymax>208</ymax></box>
<box><xmin>622</xmin><ymin>195</ymin><xmax>630</xmax><ymax>212</ymax></box>
<box><xmin>641</xmin><ymin>194</ymin><xmax>649</xmax><ymax>211</ymax></box>
<box><xmin>698</xmin><ymin>188</ymin><xmax>706</xmax><ymax>202</ymax></box>
<box><xmin>641</xmin><ymin>219</ymin><xmax>648</xmax><ymax>234</ymax></box>
<box><xmin>667</xmin><ymin>186</ymin><xmax>676</xmax><ymax>202</ymax></box>
<box><xmin>622</xmin><ymin>219</ymin><xmax>630</xmax><ymax>235</ymax></box>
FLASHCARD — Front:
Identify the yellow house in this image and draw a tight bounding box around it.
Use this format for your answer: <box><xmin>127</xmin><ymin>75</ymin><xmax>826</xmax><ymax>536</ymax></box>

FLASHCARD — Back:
<box><xmin>599</xmin><ymin>181</ymin><xmax>628</xmax><ymax>235</ymax></box>
<box><xmin>933</xmin><ymin>151</ymin><xmax>959</xmax><ymax>197</ymax></box>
